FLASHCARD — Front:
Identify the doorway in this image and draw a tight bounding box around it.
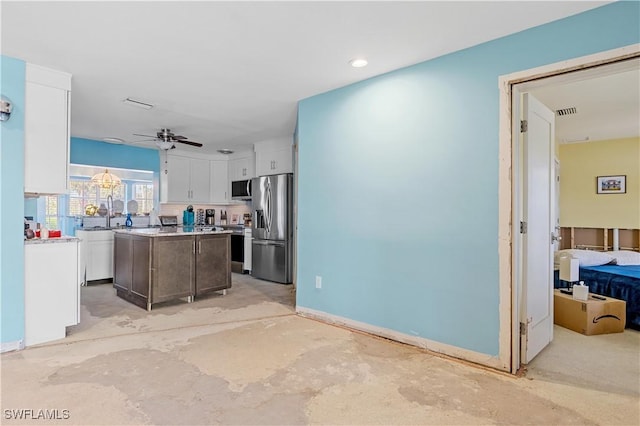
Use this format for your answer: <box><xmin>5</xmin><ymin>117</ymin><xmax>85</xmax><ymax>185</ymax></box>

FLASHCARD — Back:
<box><xmin>498</xmin><ymin>44</ymin><xmax>640</xmax><ymax>374</ymax></box>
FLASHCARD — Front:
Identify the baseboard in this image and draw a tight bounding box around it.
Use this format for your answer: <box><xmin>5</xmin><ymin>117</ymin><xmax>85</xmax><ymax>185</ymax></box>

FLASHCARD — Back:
<box><xmin>1</xmin><ymin>340</ymin><xmax>24</xmax><ymax>353</ymax></box>
<box><xmin>296</xmin><ymin>306</ymin><xmax>508</xmax><ymax>372</ymax></box>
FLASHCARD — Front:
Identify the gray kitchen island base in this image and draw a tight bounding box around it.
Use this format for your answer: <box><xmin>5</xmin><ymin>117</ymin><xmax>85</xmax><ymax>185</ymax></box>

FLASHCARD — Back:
<box><xmin>113</xmin><ymin>229</ymin><xmax>232</xmax><ymax>311</ymax></box>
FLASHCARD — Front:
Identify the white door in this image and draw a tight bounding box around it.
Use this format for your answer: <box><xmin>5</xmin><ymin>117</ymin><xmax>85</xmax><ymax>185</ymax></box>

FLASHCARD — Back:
<box><xmin>520</xmin><ymin>93</ymin><xmax>556</xmax><ymax>364</ymax></box>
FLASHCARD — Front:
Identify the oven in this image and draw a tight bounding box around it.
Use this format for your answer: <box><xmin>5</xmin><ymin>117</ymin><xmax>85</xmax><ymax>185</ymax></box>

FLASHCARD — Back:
<box><xmin>223</xmin><ymin>225</ymin><xmax>245</xmax><ymax>273</ymax></box>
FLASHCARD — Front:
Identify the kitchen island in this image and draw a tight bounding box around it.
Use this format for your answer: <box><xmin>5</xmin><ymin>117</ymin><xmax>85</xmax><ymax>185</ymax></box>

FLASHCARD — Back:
<box><xmin>113</xmin><ymin>227</ymin><xmax>232</xmax><ymax>311</ymax></box>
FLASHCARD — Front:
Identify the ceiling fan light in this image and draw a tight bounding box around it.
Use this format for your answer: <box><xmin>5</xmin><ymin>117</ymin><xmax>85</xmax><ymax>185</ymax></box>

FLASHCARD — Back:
<box><xmin>156</xmin><ymin>140</ymin><xmax>175</xmax><ymax>150</ymax></box>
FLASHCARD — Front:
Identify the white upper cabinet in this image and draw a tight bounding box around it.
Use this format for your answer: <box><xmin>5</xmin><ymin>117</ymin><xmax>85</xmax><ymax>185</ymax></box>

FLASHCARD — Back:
<box><xmin>189</xmin><ymin>158</ymin><xmax>211</xmax><ymax>203</ymax></box>
<box><xmin>255</xmin><ymin>138</ymin><xmax>293</xmax><ymax>177</ymax></box>
<box><xmin>210</xmin><ymin>160</ymin><xmax>229</xmax><ymax>203</ymax></box>
<box><xmin>161</xmin><ymin>154</ymin><xmax>210</xmax><ymax>203</ymax></box>
<box><xmin>24</xmin><ymin>64</ymin><xmax>71</xmax><ymax>194</ymax></box>
<box><xmin>229</xmin><ymin>155</ymin><xmax>255</xmax><ymax>182</ymax></box>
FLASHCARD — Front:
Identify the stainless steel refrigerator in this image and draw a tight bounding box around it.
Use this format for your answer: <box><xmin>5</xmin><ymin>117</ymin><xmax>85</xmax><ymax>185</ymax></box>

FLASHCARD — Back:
<box><xmin>251</xmin><ymin>173</ymin><xmax>293</xmax><ymax>283</ymax></box>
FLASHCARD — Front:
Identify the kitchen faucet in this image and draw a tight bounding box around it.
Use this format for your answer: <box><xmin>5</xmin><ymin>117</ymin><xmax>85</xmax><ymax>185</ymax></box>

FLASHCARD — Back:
<box><xmin>106</xmin><ymin>194</ymin><xmax>113</xmax><ymax>228</ymax></box>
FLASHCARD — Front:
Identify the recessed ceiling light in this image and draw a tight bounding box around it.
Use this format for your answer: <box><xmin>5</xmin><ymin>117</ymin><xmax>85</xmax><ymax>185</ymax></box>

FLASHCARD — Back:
<box><xmin>122</xmin><ymin>97</ymin><xmax>154</xmax><ymax>110</ymax></box>
<box><xmin>102</xmin><ymin>137</ymin><xmax>124</xmax><ymax>144</ymax></box>
<box><xmin>217</xmin><ymin>149</ymin><xmax>234</xmax><ymax>155</ymax></box>
<box><xmin>349</xmin><ymin>58</ymin><xmax>368</xmax><ymax>68</ymax></box>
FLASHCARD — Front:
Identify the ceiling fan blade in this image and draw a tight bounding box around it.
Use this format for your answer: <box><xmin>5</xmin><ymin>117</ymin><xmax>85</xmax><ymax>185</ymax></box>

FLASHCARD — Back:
<box><xmin>131</xmin><ymin>138</ymin><xmax>156</xmax><ymax>143</ymax></box>
<box><xmin>172</xmin><ymin>135</ymin><xmax>187</xmax><ymax>140</ymax></box>
<box><xmin>176</xmin><ymin>139</ymin><xmax>203</xmax><ymax>147</ymax></box>
<box><xmin>133</xmin><ymin>133</ymin><xmax>156</xmax><ymax>138</ymax></box>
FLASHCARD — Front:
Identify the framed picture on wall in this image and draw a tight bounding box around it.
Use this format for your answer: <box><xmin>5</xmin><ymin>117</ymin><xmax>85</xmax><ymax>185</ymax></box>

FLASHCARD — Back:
<box><xmin>596</xmin><ymin>175</ymin><xmax>626</xmax><ymax>194</ymax></box>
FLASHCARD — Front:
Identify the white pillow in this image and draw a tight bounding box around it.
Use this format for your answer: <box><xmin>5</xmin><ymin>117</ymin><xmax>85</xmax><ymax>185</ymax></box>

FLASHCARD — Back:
<box><xmin>554</xmin><ymin>249</ymin><xmax>614</xmax><ymax>267</ymax></box>
<box><xmin>610</xmin><ymin>250</ymin><xmax>640</xmax><ymax>266</ymax></box>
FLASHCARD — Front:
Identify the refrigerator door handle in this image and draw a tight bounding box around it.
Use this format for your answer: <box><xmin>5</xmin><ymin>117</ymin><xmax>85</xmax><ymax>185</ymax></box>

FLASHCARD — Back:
<box><xmin>265</xmin><ymin>178</ymin><xmax>272</xmax><ymax>234</ymax></box>
<box><xmin>253</xmin><ymin>239</ymin><xmax>285</xmax><ymax>247</ymax></box>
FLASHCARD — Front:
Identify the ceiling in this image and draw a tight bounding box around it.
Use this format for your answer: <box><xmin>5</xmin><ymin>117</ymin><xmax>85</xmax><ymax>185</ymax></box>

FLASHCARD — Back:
<box><xmin>3</xmin><ymin>1</ymin><xmax>626</xmax><ymax>155</ymax></box>
<box><xmin>529</xmin><ymin>59</ymin><xmax>640</xmax><ymax>144</ymax></box>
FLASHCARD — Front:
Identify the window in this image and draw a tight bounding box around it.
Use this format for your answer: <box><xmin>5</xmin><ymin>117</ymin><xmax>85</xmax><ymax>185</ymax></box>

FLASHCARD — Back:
<box><xmin>44</xmin><ymin>196</ymin><xmax>59</xmax><ymax>229</ymax></box>
<box><xmin>68</xmin><ymin>178</ymin><xmax>125</xmax><ymax>216</ymax></box>
<box><xmin>34</xmin><ymin>165</ymin><xmax>157</xmax><ymax>235</ymax></box>
<box><xmin>66</xmin><ymin>165</ymin><xmax>156</xmax><ymax>216</ymax></box>
<box><xmin>131</xmin><ymin>182</ymin><xmax>154</xmax><ymax>214</ymax></box>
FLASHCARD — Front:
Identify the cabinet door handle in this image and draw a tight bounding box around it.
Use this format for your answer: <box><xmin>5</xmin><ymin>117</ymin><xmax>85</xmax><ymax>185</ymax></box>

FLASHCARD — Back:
<box><xmin>198</xmin><ymin>241</ymin><xmax>202</xmax><ymax>254</ymax></box>
<box><xmin>193</xmin><ymin>241</ymin><xmax>196</xmax><ymax>254</ymax></box>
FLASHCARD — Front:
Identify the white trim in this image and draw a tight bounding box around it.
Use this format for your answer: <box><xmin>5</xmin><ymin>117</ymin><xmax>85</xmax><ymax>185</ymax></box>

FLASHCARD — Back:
<box><xmin>296</xmin><ymin>306</ymin><xmax>507</xmax><ymax>371</ymax></box>
<box><xmin>26</xmin><ymin>63</ymin><xmax>71</xmax><ymax>90</ymax></box>
<box><xmin>1</xmin><ymin>340</ymin><xmax>24</xmax><ymax>353</ymax></box>
<box><xmin>498</xmin><ymin>43</ymin><xmax>640</xmax><ymax>374</ymax></box>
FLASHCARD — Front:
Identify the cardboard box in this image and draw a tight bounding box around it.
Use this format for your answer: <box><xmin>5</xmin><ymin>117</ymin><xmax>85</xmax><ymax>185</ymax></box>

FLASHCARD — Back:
<box><xmin>554</xmin><ymin>290</ymin><xmax>626</xmax><ymax>335</ymax></box>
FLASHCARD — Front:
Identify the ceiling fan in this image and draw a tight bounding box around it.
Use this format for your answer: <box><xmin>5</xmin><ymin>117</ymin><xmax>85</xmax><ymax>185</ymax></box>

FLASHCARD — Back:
<box><xmin>132</xmin><ymin>128</ymin><xmax>203</xmax><ymax>150</ymax></box>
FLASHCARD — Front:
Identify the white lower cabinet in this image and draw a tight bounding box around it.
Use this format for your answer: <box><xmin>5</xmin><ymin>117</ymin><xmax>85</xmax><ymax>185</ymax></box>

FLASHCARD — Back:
<box><xmin>24</xmin><ymin>240</ymin><xmax>80</xmax><ymax>346</ymax></box>
<box><xmin>76</xmin><ymin>230</ymin><xmax>114</xmax><ymax>282</ymax></box>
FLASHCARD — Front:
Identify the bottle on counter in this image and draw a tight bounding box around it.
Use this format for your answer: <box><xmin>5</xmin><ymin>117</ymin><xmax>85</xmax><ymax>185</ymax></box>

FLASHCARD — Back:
<box><xmin>221</xmin><ymin>210</ymin><xmax>227</xmax><ymax>225</ymax></box>
<box><xmin>40</xmin><ymin>226</ymin><xmax>49</xmax><ymax>239</ymax></box>
<box><xmin>125</xmin><ymin>213</ymin><xmax>133</xmax><ymax>228</ymax></box>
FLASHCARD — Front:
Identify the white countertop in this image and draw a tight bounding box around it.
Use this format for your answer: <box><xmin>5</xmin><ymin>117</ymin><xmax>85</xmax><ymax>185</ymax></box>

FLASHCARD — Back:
<box><xmin>25</xmin><ymin>236</ymin><xmax>80</xmax><ymax>245</ymax></box>
<box><xmin>113</xmin><ymin>227</ymin><xmax>233</xmax><ymax>237</ymax></box>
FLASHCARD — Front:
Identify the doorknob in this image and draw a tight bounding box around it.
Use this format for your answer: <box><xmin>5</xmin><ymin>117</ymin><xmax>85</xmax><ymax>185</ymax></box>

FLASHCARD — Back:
<box><xmin>551</xmin><ymin>233</ymin><xmax>562</xmax><ymax>242</ymax></box>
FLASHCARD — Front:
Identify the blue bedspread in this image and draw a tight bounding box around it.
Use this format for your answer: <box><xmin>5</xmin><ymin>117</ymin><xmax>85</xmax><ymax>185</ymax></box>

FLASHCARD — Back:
<box><xmin>554</xmin><ymin>265</ymin><xmax>640</xmax><ymax>330</ymax></box>
<box><xmin>582</xmin><ymin>264</ymin><xmax>640</xmax><ymax>279</ymax></box>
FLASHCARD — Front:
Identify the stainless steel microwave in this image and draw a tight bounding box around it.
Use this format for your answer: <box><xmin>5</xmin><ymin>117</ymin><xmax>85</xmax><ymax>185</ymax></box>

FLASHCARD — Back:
<box><xmin>231</xmin><ymin>179</ymin><xmax>252</xmax><ymax>200</ymax></box>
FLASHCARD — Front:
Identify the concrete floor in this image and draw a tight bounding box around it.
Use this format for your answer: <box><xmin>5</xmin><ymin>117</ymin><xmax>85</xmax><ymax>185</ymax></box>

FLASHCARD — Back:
<box><xmin>2</xmin><ymin>273</ymin><xmax>638</xmax><ymax>425</ymax></box>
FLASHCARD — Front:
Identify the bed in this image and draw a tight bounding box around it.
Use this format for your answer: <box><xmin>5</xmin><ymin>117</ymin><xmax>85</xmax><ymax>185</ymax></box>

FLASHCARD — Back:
<box><xmin>554</xmin><ymin>259</ymin><xmax>640</xmax><ymax>331</ymax></box>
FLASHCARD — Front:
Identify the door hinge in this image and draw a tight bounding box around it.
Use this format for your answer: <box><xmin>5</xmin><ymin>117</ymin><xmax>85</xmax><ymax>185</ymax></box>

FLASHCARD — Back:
<box><xmin>520</xmin><ymin>120</ymin><xmax>528</xmax><ymax>133</ymax></box>
<box><xmin>520</xmin><ymin>322</ymin><xmax>527</xmax><ymax>335</ymax></box>
<box><xmin>520</xmin><ymin>221</ymin><xmax>527</xmax><ymax>234</ymax></box>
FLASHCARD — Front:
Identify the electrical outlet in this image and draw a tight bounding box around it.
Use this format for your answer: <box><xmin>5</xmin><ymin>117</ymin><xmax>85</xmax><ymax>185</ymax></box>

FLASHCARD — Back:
<box><xmin>315</xmin><ymin>275</ymin><xmax>322</xmax><ymax>289</ymax></box>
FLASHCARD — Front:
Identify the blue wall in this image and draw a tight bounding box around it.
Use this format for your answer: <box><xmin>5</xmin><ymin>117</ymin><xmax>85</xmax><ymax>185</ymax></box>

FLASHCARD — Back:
<box><xmin>0</xmin><ymin>56</ymin><xmax>26</xmax><ymax>345</ymax></box>
<box><xmin>71</xmin><ymin>137</ymin><xmax>159</xmax><ymax>172</ymax></box>
<box><xmin>296</xmin><ymin>2</ymin><xmax>640</xmax><ymax>356</ymax></box>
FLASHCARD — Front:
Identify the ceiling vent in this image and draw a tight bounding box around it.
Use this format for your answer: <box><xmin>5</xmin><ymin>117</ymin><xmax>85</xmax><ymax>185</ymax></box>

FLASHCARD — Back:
<box><xmin>556</xmin><ymin>107</ymin><xmax>577</xmax><ymax>116</ymax></box>
<box><xmin>123</xmin><ymin>97</ymin><xmax>154</xmax><ymax>110</ymax></box>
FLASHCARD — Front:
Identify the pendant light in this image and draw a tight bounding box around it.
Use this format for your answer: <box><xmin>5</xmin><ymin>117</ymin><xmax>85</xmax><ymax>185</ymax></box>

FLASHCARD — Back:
<box><xmin>91</xmin><ymin>169</ymin><xmax>121</xmax><ymax>189</ymax></box>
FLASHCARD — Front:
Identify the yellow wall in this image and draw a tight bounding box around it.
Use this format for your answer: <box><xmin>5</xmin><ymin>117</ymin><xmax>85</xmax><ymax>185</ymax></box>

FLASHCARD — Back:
<box><xmin>559</xmin><ymin>137</ymin><xmax>639</xmax><ymax>228</ymax></box>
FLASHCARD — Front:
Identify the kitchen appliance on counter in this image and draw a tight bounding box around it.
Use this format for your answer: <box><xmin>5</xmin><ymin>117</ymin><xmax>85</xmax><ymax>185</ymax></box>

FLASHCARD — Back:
<box><xmin>205</xmin><ymin>209</ymin><xmax>215</xmax><ymax>226</ymax></box>
<box><xmin>251</xmin><ymin>173</ymin><xmax>293</xmax><ymax>284</ymax></box>
<box><xmin>231</xmin><ymin>179</ymin><xmax>252</xmax><ymax>200</ymax></box>
<box><xmin>196</xmin><ymin>209</ymin><xmax>205</xmax><ymax>226</ymax></box>
<box><xmin>159</xmin><ymin>215</ymin><xmax>178</xmax><ymax>227</ymax></box>
<box><xmin>243</xmin><ymin>213</ymin><xmax>252</xmax><ymax>227</ymax></box>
